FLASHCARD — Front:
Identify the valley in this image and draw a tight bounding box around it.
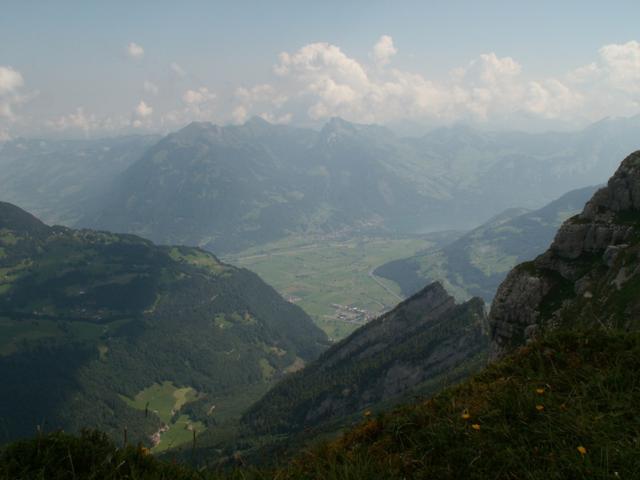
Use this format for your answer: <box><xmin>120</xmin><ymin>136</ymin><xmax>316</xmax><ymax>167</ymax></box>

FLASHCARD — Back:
<box><xmin>4</xmin><ymin>6</ymin><xmax>640</xmax><ymax>478</ymax></box>
<box><xmin>225</xmin><ymin>233</ymin><xmax>448</xmax><ymax>340</ymax></box>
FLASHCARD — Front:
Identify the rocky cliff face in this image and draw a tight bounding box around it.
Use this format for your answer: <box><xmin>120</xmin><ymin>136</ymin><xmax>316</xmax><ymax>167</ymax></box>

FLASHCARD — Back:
<box><xmin>489</xmin><ymin>150</ymin><xmax>640</xmax><ymax>360</ymax></box>
<box><xmin>243</xmin><ymin>282</ymin><xmax>488</xmax><ymax>435</ymax></box>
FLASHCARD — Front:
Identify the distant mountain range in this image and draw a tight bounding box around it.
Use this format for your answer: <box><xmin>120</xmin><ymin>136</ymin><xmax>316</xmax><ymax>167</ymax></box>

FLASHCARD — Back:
<box><xmin>0</xmin><ymin>202</ymin><xmax>327</xmax><ymax>448</ymax></box>
<box><xmin>0</xmin><ymin>135</ymin><xmax>159</xmax><ymax>225</ymax></box>
<box><xmin>87</xmin><ymin>116</ymin><xmax>640</xmax><ymax>253</ymax></box>
<box><xmin>375</xmin><ymin>185</ymin><xmax>599</xmax><ymax>302</ymax></box>
<box><xmin>3</xmin><ymin>116</ymin><xmax>639</xmax><ymax>254</ymax></box>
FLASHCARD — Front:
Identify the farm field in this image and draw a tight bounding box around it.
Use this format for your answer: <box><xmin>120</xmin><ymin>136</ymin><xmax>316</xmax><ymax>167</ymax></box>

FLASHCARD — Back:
<box><xmin>120</xmin><ymin>381</ymin><xmax>205</xmax><ymax>453</ymax></box>
<box><xmin>225</xmin><ymin>234</ymin><xmax>441</xmax><ymax>340</ymax></box>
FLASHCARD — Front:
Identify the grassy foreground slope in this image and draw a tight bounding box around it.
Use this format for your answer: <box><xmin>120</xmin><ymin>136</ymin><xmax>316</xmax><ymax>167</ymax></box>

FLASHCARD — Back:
<box><xmin>278</xmin><ymin>328</ymin><xmax>640</xmax><ymax>479</ymax></box>
<box><xmin>2</xmin><ymin>328</ymin><xmax>638</xmax><ymax>479</ymax></box>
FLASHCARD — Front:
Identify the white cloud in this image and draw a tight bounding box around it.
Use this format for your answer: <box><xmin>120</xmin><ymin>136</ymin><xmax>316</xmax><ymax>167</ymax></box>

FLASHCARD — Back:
<box><xmin>170</xmin><ymin>62</ymin><xmax>187</xmax><ymax>77</ymax></box>
<box><xmin>0</xmin><ymin>66</ymin><xmax>26</xmax><ymax>121</ymax></box>
<box><xmin>372</xmin><ymin>35</ymin><xmax>397</xmax><ymax>67</ymax></box>
<box><xmin>47</xmin><ymin>107</ymin><xmax>99</xmax><ymax>133</ymax></box>
<box><xmin>144</xmin><ymin>80</ymin><xmax>159</xmax><ymax>95</ymax></box>
<box><xmin>271</xmin><ymin>39</ymin><xmax>456</xmax><ymax>123</ymax></box>
<box><xmin>178</xmin><ymin>87</ymin><xmax>217</xmax><ymax>122</ymax></box>
<box><xmin>153</xmin><ymin>87</ymin><xmax>218</xmax><ymax>128</ymax></box>
<box><xmin>263</xmin><ymin>37</ymin><xmax>640</xmax><ymax>126</ymax></box>
<box><xmin>232</xmin><ymin>105</ymin><xmax>248</xmax><ymax>124</ymax></box>
<box><xmin>135</xmin><ymin>100</ymin><xmax>153</xmax><ymax>118</ymax></box>
<box><xmin>0</xmin><ymin>66</ymin><xmax>34</xmax><ymax>139</ymax></box>
<box><xmin>598</xmin><ymin>40</ymin><xmax>640</xmax><ymax>94</ymax></box>
<box><xmin>127</xmin><ymin>42</ymin><xmax>145</xmax><ymax>59</ymax></box>
<box><xmin>32</xmin><ymin>37</ymin><xmax>640</xmax><ymax>136</ymax></box>
<box><xmin>0</xmin><ymin>66</ymin><xmax>23</xmax><ymax>95</ymax></box>
<box><xmin>524</xmin><ymin>79</ymin><xmax>583</xmax><ymax>118</ymax></box>
<box><xmin>183</xmin><ymin>87</ymin><xmax>216</xmax><ymax>105</ymax></box>
<box><xmin>231</xmin><ymin>84</ymin><xmax>287</xmax><ymax>124</ymax></box>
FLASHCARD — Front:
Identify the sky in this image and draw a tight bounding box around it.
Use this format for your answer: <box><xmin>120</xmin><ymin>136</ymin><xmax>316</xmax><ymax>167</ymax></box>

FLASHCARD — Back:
<box><xmin>1</xmin><ymin>0</ymin><xmax>640</xmax><ymax>139</ymax></box>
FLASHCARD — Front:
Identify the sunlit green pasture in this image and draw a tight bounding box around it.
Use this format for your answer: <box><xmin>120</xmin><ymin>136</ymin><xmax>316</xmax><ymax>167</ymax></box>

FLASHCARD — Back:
<box><xmin>226</xmin><ymin>235</ymin><xmax>434</xmax><ymax>340</ymax></box>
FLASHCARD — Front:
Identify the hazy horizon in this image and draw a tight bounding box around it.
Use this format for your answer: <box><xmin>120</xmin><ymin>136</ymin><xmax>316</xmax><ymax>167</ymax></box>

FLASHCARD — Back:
<box><xmin>2</xmin><ymin>1</ymin><xmax>640</xmax><ymax>140</ymax></box>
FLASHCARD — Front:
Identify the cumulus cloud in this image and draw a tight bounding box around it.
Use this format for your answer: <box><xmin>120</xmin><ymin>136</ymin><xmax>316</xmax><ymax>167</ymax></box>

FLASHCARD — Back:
<box><xmin>135</xmin><ymin>100</ymin><xmax>153</xmax><ymax>118</ymax></box>
<box><xmin>47</xmin><ymin>107</ymin><xmax>98</xmax><ymax>133</ymax></box>
<box><xmin>0</xmin><ymin>66</ymin><xmax>23</xmax><ymax>96</ymax></box>
<box><xmin>133</xmin><ymin>101</ymin><xmax>153</xmax><ymax>129</ymax></box>
<box><xmin>0</xmin><ymin>66</ymin><xmax>26</xmax><ymax>121</ymax></box>
<box><xmin>0</xmin><ymin>66</ymin><xmax>32</xmax><ymax>140</ymax></box>
<box><xmin>231</xmin><ymin>105</ymin><xmax>248</xmax><ymax>124</ymax></box>
<box><xmin>177</xmin><ymin>86</ymin><xmax>217</xmax><ymax>122</ymax></box>
<box><xmin>372</xmin><ymin>35</ymin><xmax>397</xmax><ymax>67</ymax></box>
<box><xmin>127</xmin><ymin>42</ymin><xmax>144</xmax><ymax>59</ymax></box>
<box><xmin>32</xmin><ymin>37</ymin><xmax>640</xmax><ymax>136</ymax></box>
<box><xmin>183</xmin><ymin>87</ymin><xmax>216</xmax><ymax>105</ymax></box>
<box><xmin>524</xmin><ymin>79</ymin><xmax>583</xmax><ymax>119</ymax></box>
<box><xmin>598</xmin><ymin>40</ymin><xmax>640</xmax><ymax>94</ymax></box>
<box><xmin>260</xmin><ymin>36</ymin><xmax>640</xmax><ymax>126</ymax></box>
<box><xmin>231</xmin><ymin>84</ymin><xmax>289</xmax><ymax>124</ymax></box>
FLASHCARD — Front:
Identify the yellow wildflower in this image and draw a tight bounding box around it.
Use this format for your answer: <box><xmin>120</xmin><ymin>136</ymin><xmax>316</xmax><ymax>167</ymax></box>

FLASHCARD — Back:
<box><xmin>535</xmin><ymin>404</ymin><xmax>544</xmax><ymax>412</ymax></box>
<box><xmin>364</xmin><ymin>410</ymin><xmax>372</xmax><ymax>417</ymax></box>
<box><xmin>461</xmin><ymin>409</ymin><xmax>471</xmax><ymax>420</ymax></box>
<box><xmin>471</xmin><ymin>423</ymin><xmax>481</xmax><ymax>431</ymax></box>
<box><xmin>536</xmin><ymin>388</ymin><xmax>545</xmax><ymax>394</ymax></box>
<box><xmin>577</xmin><ymin>446</ymin><xmax>587</xmax><ymax>455</ymax></box>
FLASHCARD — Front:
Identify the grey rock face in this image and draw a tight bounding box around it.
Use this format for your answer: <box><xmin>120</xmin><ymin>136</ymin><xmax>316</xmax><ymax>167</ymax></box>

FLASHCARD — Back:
<box><xmin>244</xmin><ymin>281</ymin><xmax>489</xmax><ymax>434</ymax></box>
<box><xmin>489</xmin><ymin>150</ymin><xmax>640</xmax><ymax>360</ymax></box>
<box><xmin>489</xmin><ymin>268</ymin><xmax>551</xmax><ymax>360</ymax></box>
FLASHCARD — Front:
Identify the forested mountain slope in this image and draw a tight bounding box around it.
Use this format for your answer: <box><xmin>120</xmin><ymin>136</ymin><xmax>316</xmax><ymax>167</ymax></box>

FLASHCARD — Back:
<box><xmin>0</xmin><ymin>202</ymin><xmax>328</xmax><ymax>449</ymax></box>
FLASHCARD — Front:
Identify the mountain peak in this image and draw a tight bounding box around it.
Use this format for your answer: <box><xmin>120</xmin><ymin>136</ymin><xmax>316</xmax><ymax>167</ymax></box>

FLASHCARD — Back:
<box><xmin>181</xmin><ymin>120</ymin><xmax>216</xmax><ymax>132</ymax></box>
<box><xmin>489</xmin><ymin>150</ymin><xmax>640</xmax><ymax>360</ymax></box>
<box><xmin>0</xmin><ymin>201</ymin><xmax>49</xmax><ymax>234</ymax></box>
<box><xmin>406</xmin><ymin>280</ymin><xmax>452</xmax><ymax>308</ymax></box>
<box><xmin>580</xmin><ymin>150</ymin><xmax>640</xmax><ymax>220</ymax></box>
<box><xmin>318</xmin><ymin>117</ymin><xmax>395</xmax><ymax>146</ymax></box>
<box><xmin>171</xmin><ymin>121</ymin><xmax>220</xmax><ymax>142</ymax></box>
<box><xmin>244</xmin><ymin>116</ymin><xmax>271</xmax><ymax>127</ymax></box>
<box><xmin>319</xmin><ymin>117</ymin><xmax>359</xmax><ymax>137</ymax></box>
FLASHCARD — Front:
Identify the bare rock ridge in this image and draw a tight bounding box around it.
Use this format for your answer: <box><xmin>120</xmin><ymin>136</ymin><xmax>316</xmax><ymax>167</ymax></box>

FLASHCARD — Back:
<box><xmin>243</xmin><ymin>281</ymin><xmax>488</xmax><ymax>434</ymax></box>
<box><xmin>489</xmin><ymin>150</ymin><xmax>640</xmax><ymax>360</ymax></box>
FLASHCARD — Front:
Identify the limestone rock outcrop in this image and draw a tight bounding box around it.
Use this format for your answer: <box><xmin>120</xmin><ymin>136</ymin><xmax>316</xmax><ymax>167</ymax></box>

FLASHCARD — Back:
<box><xmin>490</xmin><ymin>150</ymin><xmax>640</xmax><ymax>360</ymax></box>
